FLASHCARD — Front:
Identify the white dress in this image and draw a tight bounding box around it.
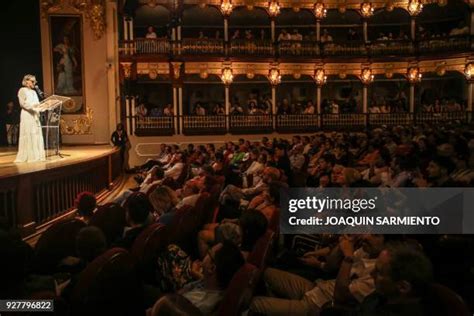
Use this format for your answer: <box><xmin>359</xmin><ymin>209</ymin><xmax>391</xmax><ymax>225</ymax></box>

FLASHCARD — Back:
<box><xmin>14</xmin><ymin>87</ymin><xmax>46</xmax><ymax>163</ymax></box>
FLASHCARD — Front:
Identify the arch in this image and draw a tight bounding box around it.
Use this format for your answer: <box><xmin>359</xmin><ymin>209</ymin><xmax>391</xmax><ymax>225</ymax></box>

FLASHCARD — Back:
<box><xmin>278</xmin><ymin>74</ymin><xmax>317</xmax><ymax>106</ymax></box>
<box><xmin>134</xmin><ymin>5</ymin><xmax>171</xmax><ymax>28</ymax></box>
<box><xmin>230</xmin><ymin>74</ymin><xmax>271</xmax><ymax>112</ymax></box>
<box><xmin>183</xmin><ymin>74</ymin><xmax>225</xmax><ymax>115</ymax></box>
<box><xmin>418</xmin><ymin>1</ymin><xmax>470</xmax><ymax>36</ymax></box>
<box><xmin>182</xmin><ymin>5</ymin><xmax>224</xmax><ymax>38</ymax></box>
<box><xmin>323</xmin><ymin>74</ymin><xmax>363</xmax><ymax>113</ymax></box>
<box><xmin>320</xmin><ymin>9</ymin><xmax>362</xmax><ymax>42</ymax></box>
<box><xmin>417</xmin><ymin>71</ymin><xmax>467</xmax><ymax>108</ymax></box>
<box><xmin>229</xmin><ymin>7</ymin><xmax>270</xmax><ymax>27</ymax></box>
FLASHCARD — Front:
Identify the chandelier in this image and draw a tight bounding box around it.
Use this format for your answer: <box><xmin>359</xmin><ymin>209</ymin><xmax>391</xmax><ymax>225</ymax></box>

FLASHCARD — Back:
<box><xmin>361</xmin><ymin>68</ymin><xmax>374</xmax><ymax>84</ymax></box>
<box><xmin>221</xmin><ymin>67</ymin><xmax>234</xmax><ymax>85</ymax></box>
<box><xmin>314</xmin><ymin>69</ymin><xmax>327</xmax><ymax>86</ymax></box>
<box><xmin>314</xmin><ymin>3</ymin><xmax>327</xmax><ymax>19</ymax></box>
<box><xmin>268</xmin><ymin>68</ymin><xmax>281</xmax><ymax>85</ymax></box>
<box><xmin>407</xmin><ymin>0</ymin><xmax>423</xmax><ymax>16</ymax></box>
<box><xmin>220</xmin><ymin>0</ymin><xmax>233</xmax><ymax>16</ymax></box>
<box><xmin>360</xmin><ymin>2</ymin><xmax>374</xmax><ymax>18</ymax></box>
<box><xmin>407</xmin><ymin>67</ymin><xmax>422</xmax><ymax>83</ymax></box>
<box><xmin>269</xmin><ymin>1</ymin><xmax>280</xmax><ymax>17</ymax></box>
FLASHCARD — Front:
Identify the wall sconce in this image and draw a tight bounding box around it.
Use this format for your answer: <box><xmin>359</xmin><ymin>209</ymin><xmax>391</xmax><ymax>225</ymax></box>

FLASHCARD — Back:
<box><xmin>465</xmin><ymin>63</ymin><xmax>473</xmax><ymax>80</ymax></box>
<box><xmin>314</xmin><ymin>69</ymin><xmax>327</xmax><ymax>86</ymax></box>
<box><xmin>268</xmin><ymin>1</ymin><xmax>280</xmax><ymax>17</ymax></box>
<box><xmin>360</xmin><ymin>2</ymin><xmax>374</xmax><ymax>18</ymax></box>
<box><xmin>407</xmin><ymin>0</ymin><xmax>423</xmax><ymax>16</ymax></box>
<box><xmin>220</xmin><ymin>0</ymin><xmax>233</xmax><ymax>16</ymax></box>
<box><xmin>268</xmin><ymin>68</ymin><xmax>281</xmax><ymax>85</ymax></box>
<box><xmin>407</xmin><ymin>67</ymin><xmax>422</xmax><ymax>83</ymax></box>
<box><xmin>361</xmin><ymin>68</ymin><xmax>374</xmax><ymax>84</ymax></box>
<box><xmin>121</xmin><ymin>62</ymin><xmax>132</xmax><ymax>79</ymax></box>
<box><xmin>221</xmin><ymin>67</ymin><xmax>233</xmax><ymax>85</ymax></box>
<box><xmin>314</xmin><ymin>3</ymin><xmax>327</xmax><ymax>19</ymax></box>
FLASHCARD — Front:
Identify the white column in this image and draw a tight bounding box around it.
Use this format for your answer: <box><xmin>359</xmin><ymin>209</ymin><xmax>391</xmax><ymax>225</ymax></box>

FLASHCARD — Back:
<box><xmin>316</xmin><ymin>21</ymin><xmax>321</xmax><ymax>42</ymax></box>
<box><xmin>271</xmin><ymin>20</ymin><xmax>275</xmax><ymax>42</ymax></box>
<box><xmin>131</xmin><ymin>97</ymin><xmax>136</xmax><ymax>134</ymax></box>
<box><xmin>128</xmin><ymin>18</ymin><xmax>134</xmax><ymax>41</ymax></box>
<box><xmin>125</xmin><ymin>97</ymin><xmax>131</xmax><ymax>132</ymax></box>
<box><xmin>272</xmin><ymin>86</ymin><xmax>276</xmax><ymax>130</ymax></box>
<box><xmin>409</xmin><ymin>84</ymin><xmax>415</xmax><ymax>113</ymax></box>
<box><xmin>173</xmin><ymin>87</ymin><xmax>178</xmax><ymax>134</ymax></box>
<box><xmin>225</xmin><ymin>86</ymin><xmax>230</xmax><ymax>131</ymax></box>
<box><xmin>468</xmin><ymin>82</ymin><xmax>473</xmax><ymax>112</ymax></box>
<box><xmin>178</xmin><ymin>86</ymin><xmax>183</xmax><ymax>134</ymax></box>
<box><xmin>123</xmin><ymin>17</ymin><xmax>128</xmax><ymax>40</ymax></box>
<box><xmin>177</xmin><ymin>25</ymin><xmax>182</xmax><ymax>41</ymax></box>
<box><xmin>411</xmin><ymin>17</ymin><xmax>416</xmax><ymax>40</ymax></box>
<box><xmin>107</xmin><ymin>1</ymin><xmax>118</xmax><ymax>137</ymax></box>
<box><xmin>317</xmin><ymin>85</ymin><xmax>322</xmax><ymax>127</ymax></box>
<box><xmin>224</xmin><ymin>18</ymin><xmax>229</xmax><ymax>42</ymax></box>
<box><xmin>363</xmin><ymin>20</ymin><xmax>368</xmax><ymax>42</ymax></box>
<box><xmin>172</xmin><ymin>28</ymin><xmax>176</xmax><ymax>41</ymax></box>
<box><xmin>363</xmin><ymin>85</ymin><xmax>368</xmax><ymax>127</ymax></box>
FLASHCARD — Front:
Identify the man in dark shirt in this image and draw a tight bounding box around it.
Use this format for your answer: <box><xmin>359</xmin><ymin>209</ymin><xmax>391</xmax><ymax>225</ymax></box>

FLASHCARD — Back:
<box><xmin>114</xmin><ymin>193</ymin><xmax>152</xmax><ymax>249</ymax></box>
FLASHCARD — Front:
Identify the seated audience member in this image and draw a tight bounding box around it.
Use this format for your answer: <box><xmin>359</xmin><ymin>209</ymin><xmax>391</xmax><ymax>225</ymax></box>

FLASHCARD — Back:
<box><xmin>176</xmin><ymin>180</ymin><xmax>201</xmax><ymax>209</ymax></box>
<box><xmin>198</xmin><ymin>209</ymin><xmax>268</xmax><ymax>260</ymax></box>
<box><xmin>163</xmin><ymin>151</ymin><xmax>186</xmax><ymax>181</ymax></box>
<box><xmin>75</xmin><ymin>191</ymin><xmax>97</xmax><ymax>223</ymax></box>
<box><xmin>248</xmin><ymin>181</ymin><xmax>285</xmax><ymax>222</ymax></box>
<box><xmin>414</xmin><ymin>156</ymin><xmax>457</xmax><ymax>187</ymax></box>
<box><xmin>115</xmin><ymin>167</ymin><xmax>165</xmax><ymax>205</ymax></box>
<box><xmin>148</xmin><ymin>294</ymin><xmax>203</xmax><ymax>316</ymax></box>
<box><xmin>114</xmin><ymin>193</ymin><xmax>153</xmax><ymax>249</ymax></box>
<box><xmin>149</xmin><ymin>185</ymin><xmax>179</xmax><ymax>225</ymax></box>
<box><xmin>250</xmin><ymin>234</ymin><xmax>391</xmax><ymax>315</ymax></box>
<box><xmin>179</xmin><ymin>241</ymin><xmax>245</xmax><ymax>315</ymax></box>
<box><xmin>355</xmin><ymin>242</ymin><xmax>433</xmax><ymax>316</ymax></box>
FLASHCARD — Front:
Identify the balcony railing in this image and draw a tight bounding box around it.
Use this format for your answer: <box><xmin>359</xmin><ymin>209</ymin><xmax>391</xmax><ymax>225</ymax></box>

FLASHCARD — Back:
<box><xmin>121</xmin><ymin>35</ymin><xmax>471</xmax><ymax>59</ymax></box>
<box><xmin>183</xmin><ymin>115</ymin><xmax>226</xmax><ymax>135</ymax></box>
<box><xmin>127</xmin><ymin>112</ymin><xmax>472</xmax><ymax>136</ymax></box>
<box><xmin>134</xmin><ymin>38</ymin><xmax>171</xmax><ymax>55</ymax></box>
<box><xmin>278</xmin><ymin>40</ymin><xmax>320</xmax><ymax>57</ymax></box>
<box><xmin>181</xmin><ymin>38</ymin><xmax>224</xmax><ymax>55</ymax></box>
<box><xmin>134</xmin><ymin>116</ymin><xmax>174</xmax><ymax>136</ymax></box>
<box><xmin>228</xmin><ymin>39</ymin><xmax>276</xmax><ymax>56</ymax></box>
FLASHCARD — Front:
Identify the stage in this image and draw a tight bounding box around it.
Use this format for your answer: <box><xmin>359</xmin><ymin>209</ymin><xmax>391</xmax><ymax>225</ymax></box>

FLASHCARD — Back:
<box><xmin>0</xmin><ymin>145</ymin><xmax>122</xmax><ymax>237</ymax></box>
<box><xmin>0</xmin><ymin>145</ymin><xmax>119</xmax><ymax>179</ymax></box>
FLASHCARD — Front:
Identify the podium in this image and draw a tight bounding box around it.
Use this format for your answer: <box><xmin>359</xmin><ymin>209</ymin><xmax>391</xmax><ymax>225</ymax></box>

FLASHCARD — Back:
<box><xmin>38</xmin><ymin>95</ymin><xmax>71</xmax><ymax>158</ymax></box>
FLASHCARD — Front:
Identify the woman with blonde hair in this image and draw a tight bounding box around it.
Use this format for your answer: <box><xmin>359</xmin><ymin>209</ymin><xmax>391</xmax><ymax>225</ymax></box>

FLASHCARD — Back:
<box><xmin>15</xmin><ymin>74</ymin><xmax>45</xmax><ymax>163</ymax></box>
<box><xmin>149</xmin><ymin>185</ymin><xmax>179</xmax><ymax>225</ymax></box>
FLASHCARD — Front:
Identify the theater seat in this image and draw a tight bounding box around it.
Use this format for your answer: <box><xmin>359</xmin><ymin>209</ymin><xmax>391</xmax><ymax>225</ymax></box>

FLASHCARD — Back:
<box><xmin>34</xmin><ymin>219</ymin><xmax>87</xmax><ymax>273</ymax></box>
<box><xmin>70</xmin><ymin>248</ymin><xmax>144</xmax><ymax>316</ymax></box>
<box><xmin>89</xmin><ymin>203</ymin><xmax>126</xmax><ymax>246</ymax></box>
<box><xmin>247</xmin><ymin>230</ymin><xmax>275</xmax><ymax>269</ymax></box>
<box><xmin>217</xmin><ymin>263</ymin><xmax>260</xmax><ymax>316</ymax></box>
<box><xmin>149</xmin><ymin>294</ymin><xmax>203</xmax><ymax>316</ymax></box>
<box><xmin>168</xmin><ymin>205</ymin><xmax>200</xmax><ymax>257</ymax></box>
<box><xmin>131</xmin><ymin>223</ymin><xmax>170</xmax><ymax>284</ymax></box>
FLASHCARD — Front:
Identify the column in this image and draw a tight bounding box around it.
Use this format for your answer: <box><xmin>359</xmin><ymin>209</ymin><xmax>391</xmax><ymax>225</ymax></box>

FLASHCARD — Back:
<box><xmin>316</xmin><ymin>85</ymin><xmax>322</xmax><ymax>127</ymax></box>
<box><xmin>411</xmin><ymin>17</ymin><xmax>416</xmax><ymax>41</ymax></box>
<box><xmin>363</xmin><ymin>85</ymin><xmax>368</xmax><ymax>127</ymax></box>
<box><xmin>224</xmin><ymin>18</ymin><xmax>229</xmax><ymax>42</ymax></box>
<box><xmin>225</xmin><ymin>86</ymin><xmax>230</xmax><ymax>131</ymax></box>
<box><xmin>125</xmin><ymin>96</ymin><xmax>131</xmax><ymax>132</ymax></box>
<box><xmin>316</xmin><ymin>20</ymin><xmax>321</xmax><ymax>42</ymax></box>
<box><xmin>123</xmin><ymin>17</ymin><xmax>129</xmax><ymax>54</ymax></box>
<box><xmin>178</xmin><ymin>86</ymin><xmax>183</xmax><ymax>134</ymax></box>
<box><xmin>131</xmin><ymin>97</ymin><xmax>136</xmax><ymax>134</ymax></box>
<box><xmin>173</xmin><ymin>87</ymin><xmax>178</xmax><ymax>134</ymax></box>
<box><xmin>363</xmin><ymin>19</ymin><xmax>368</xmax><ymax>43</ymax></box>
<box><xmin>468</xmin><ymin>81</ymin><xmax>473</xmax><ymax>122</ymax></box>
<box><xmin>409</xmin><ymin>84</ymin><xmax>415</xmax><ymax>113</ymax></box>
<box><xmin>271</xmin><ymin>19</ymin><xmax>275</xmax><ymax>42</ymax></box>
<box><xmin>272</xmin><ymin>86</ymin><xmax>276</xmax><ymax>130</ymax></box>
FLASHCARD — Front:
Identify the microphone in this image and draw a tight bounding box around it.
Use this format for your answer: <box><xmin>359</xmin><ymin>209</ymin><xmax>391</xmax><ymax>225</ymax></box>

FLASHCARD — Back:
<box><xmin>34</xmin><ymin>85</ymin><xmax>45</xmax><ymax>99</ymax></box>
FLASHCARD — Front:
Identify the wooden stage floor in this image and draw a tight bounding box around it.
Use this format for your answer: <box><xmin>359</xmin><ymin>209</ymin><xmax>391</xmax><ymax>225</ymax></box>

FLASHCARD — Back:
<box><xmin>0</xmin><ymin>145</ymin><xmax>117</xmax><ymax>179</ymax></box>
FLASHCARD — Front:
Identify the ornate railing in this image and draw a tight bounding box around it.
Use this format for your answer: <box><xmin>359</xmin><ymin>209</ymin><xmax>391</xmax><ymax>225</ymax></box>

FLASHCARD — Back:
<box><xmin>182</xmin><ymin>115</ymin><xmax>226</xmax><ymax>135</ymax></box>
<box><xmin>134</xmin><ymin>116</ymin><xmax>174</xmax><ymax>136</ymax></box>
<box><xmin>181</xmin><ymin>38</ymin><xmax>224</xmax><ymax>55</ymax></box>
<box><xmin>121</xmin><ymin>35</ymin><xmax>471</xmax><ymax>58</ymax></box>
<box><xmin>126</xmin><ymin>112</ymin><xmax>472</xmax><ymax>136</ymax></box>
<box><xmin>135</xmin><ymin>38</ymin><xmax>171</xmax><ymax>55</ymax></box>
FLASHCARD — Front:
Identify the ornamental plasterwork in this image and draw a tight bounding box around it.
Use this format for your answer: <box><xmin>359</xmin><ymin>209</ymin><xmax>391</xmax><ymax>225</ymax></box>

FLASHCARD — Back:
<box><xmin>60</xmin><ymin>106</ymin><xmax>93</xmax><ymax>135</ymax></box>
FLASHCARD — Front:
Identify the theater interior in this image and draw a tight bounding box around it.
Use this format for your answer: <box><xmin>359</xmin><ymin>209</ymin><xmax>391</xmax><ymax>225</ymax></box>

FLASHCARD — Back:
<box><xmin>1</xmin><ymin>0</ymin><xmax>474</xmax><ymax>315</ymax></box>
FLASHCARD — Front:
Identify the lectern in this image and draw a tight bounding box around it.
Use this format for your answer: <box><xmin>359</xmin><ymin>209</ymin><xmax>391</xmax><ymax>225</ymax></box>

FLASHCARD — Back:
<box><xmin>37</xmin><ymin>95</ymin><xmax>71</xmax><ymax>158</ymax></box>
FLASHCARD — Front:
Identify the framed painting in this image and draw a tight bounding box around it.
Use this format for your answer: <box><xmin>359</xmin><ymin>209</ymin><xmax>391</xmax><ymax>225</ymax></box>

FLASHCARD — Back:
<box><xmin>49</xmin><ymin>15</ymin><xmax>85</xmax><ymax>114</ymax></box>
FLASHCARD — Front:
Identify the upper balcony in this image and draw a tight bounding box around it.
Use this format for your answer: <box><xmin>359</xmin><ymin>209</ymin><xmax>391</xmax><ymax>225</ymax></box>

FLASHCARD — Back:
<box><xmin>121</xmin><ymin>0</ymin><xmax>473</xmax><ymax>61</ymax></box>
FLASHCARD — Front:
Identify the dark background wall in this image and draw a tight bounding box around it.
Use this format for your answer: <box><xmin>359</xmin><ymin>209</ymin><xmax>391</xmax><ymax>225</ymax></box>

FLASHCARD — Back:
<box><xmin>0</xmin><ymin>0</ymin><xmax>42</xmax><ymax>145</ymax></box>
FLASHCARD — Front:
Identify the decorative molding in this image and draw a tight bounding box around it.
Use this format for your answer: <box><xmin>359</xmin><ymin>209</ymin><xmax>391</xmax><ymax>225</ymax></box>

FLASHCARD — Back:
<box><xmin>60</xmin><ymin>106</ymin><xmax>93</xmax><ymax>135</ymax></box>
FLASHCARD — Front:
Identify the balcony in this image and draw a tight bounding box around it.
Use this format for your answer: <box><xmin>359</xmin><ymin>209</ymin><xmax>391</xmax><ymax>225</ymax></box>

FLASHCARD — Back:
<box><xmin>126</xmin><ymin>112</ymin><xmax>472</xmax><ymax>136</ymax></box>
<box><xmin>120</xmin><ymin>35</ymin><xmax>472</xmax><ymax>60</ymax></box>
